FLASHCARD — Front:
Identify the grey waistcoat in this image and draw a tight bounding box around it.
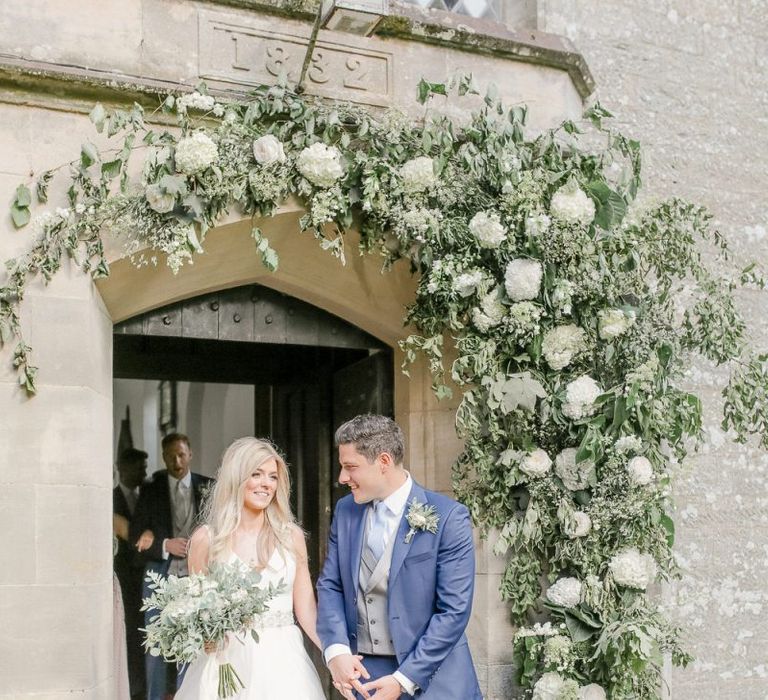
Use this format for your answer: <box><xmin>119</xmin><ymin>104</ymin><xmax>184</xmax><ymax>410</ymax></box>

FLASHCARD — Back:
<box><xmin>356</xmin><ymin>507</ymin><xmax>398</xmax><ymax>656</ymax></box>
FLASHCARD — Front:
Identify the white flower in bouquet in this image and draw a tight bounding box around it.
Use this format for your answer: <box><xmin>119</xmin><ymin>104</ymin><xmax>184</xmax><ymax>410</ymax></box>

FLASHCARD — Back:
<box><xmin>514</xmin><ymin>621</ymin><xmax>559</xmax><ymax>640</ymax></box>
<box><xmin>175</xmin><ymin>132</ymin><xmax>218</xmax><ymax>175</ymax></box>
<box><xmin>453</xmin><ymin>269</ymin><xmax>489</xmax><ymax>298</ymax></box>
<box><xmin>507</xmin><ymin>301</ymin><xmax>544</xmax><ymax>339</ymax></box>
<box><xmin>543</xmin><ymin>635</ymin><xmax>572</xmax><ymax>667</ymax></box>
<box><xmin>542</xmin><ymin>324</ymin><xmax>586</xmax><ymax>371</ymax></box>
<box><xmin>525</xmin><ymin>212</ymin><xmax>551</xmax><ymax>237</ymax></box>
<box><xmin>546</xmin><ymin>577</ymin><xmax>583</xmax><ymax>608</ymax></box>
<box><xmin>609</xmin><ymin>548</ymin><xmax>657</xmax><ymax>589</ymax></box>
<box><xmin>521</xmin><ymin>448</ymin><xmax>552</xmax><ymax>478</ymax></box>
<box><xmin>551</xmin><ymin>279</ymin><xmax>575</xmax><ymax>316</ymax></box>
<box><xmin>554</xmin><ymin>448</ymin><xmax>594</xmax><ymax>492</ymax></box>
<box><xmin>399</xmin><ymin>156</ymin><xmax>436</xmax><ymax>193</ymax></box>
<box><xmin>562</xmin><ymin>375</ymin><xmax>602</xmax><ymax>420</ymax></box>
<box><xmin>550</xmin><ymin>183</ymin><xmax>595</xmax><ymax>226</ymax></box>
<box><xmin>614</xmin><ymin>435</ymin><xmax>643</xmax><ymax>454</ymax></box>
<box><xmin>563</xmin><ymin>510</ymin><xmax>592</xmax><ymax>538</ymax></box>
<box><xmin>297</xmin><ymin>143</ymin><xmax>344</xmax><ymax>187</ymax></box>
<box><xmin>469</xmin><ymin>211</ymin><xmax>506</xmax><ymax>248</ymax></box>
<box><xmin>579</xmin><ymin>684</ymin><xmax>607</xmax><ymax>700</ymax></box>
<box><xmin>472</xmin><ymin>289</ymin><xmax>506</xmax><ymax>331</ymax></box>
<box><xmin>598</xmin><ymin>308</ymin><xmax>635</xmax><ymax>340</ymax></box>
<box><xmin>145</xmin><ymin>183</ymin><xmax>176</xmax><ymax>214</ymax></box>
<box><xmin>252</xmin><ymin>134</ymin><xmax>286</xmax><ymax>165</ymax></box>
<box><xmin>402</xmin><ymin>207</ymin><xmax>440</xmax><ymax>237</ymax></box>
<box><xmin>627</xmin><ymin>455</ymin><xmax>654</xmax><ymax>485</ymax></box>
<box><xmin>533</xmin><ymin>672</ymin><xmax>579</xmax><ymax>700</ymax></box>
<box><xmin>177</xmin><ymin>92</ymin><xmax>216</xmax><ymax>113</ymax></box>
<box><xmin>504</xmin><ymin>258</ymin><xmax>543</xmax><ymax>301</ymax></box>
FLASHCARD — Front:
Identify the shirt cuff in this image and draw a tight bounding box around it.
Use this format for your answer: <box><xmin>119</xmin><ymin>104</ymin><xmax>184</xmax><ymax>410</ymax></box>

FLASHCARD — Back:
<box><xmin>161</xmin><ymin>539</ymin><xmax>169</xmax><ymax>560</ymax></box>
<box><xmin>323</xmin><ymin>643</ymin><xmax>352</xmax><ymax>666</ymax></box>
<box><xmin>393</xmin><ymin>671</ymin><xmax>418</xmax><ymax>696</ymax></box>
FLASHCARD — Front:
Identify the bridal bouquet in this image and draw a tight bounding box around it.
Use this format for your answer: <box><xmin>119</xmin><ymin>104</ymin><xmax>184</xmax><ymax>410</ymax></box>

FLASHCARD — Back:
<box><xmin>142</xmin><ymin>561</ymin><xmax>285</xmax><ymax>698</ymax></box>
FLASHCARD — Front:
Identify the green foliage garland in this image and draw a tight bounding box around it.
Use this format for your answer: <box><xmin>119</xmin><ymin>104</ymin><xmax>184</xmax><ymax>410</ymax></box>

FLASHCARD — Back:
<box><xmin>3</xmin><ymin>79</ymin><xmax>768</xmax><ymax>698</ymax></box>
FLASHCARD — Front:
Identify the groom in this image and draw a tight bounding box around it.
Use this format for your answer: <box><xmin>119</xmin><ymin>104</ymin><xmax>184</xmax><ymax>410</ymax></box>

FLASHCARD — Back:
<box><xmin>317</xmin><ymin>414</ymin><xmax>482</xmax><ymax>699</ymax></box>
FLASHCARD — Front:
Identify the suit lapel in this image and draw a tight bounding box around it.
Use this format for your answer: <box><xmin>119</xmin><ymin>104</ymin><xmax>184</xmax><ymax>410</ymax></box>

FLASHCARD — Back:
<box><xmin>388</xmin><ymin>481</ymin><xmax>426</xmax><ymax>589</ymax></box>
<box><xmin>348</xmin><ymin>502</ymin><xmax>367</xmax><ymax>591</ymax></box>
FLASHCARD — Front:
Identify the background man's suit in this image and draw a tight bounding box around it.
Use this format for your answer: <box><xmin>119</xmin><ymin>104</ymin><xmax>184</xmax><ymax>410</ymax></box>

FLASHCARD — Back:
<box><xmin>317</xmin><ymin>480</ymin><xmax>482</xmax><ymax>698</ymax></box>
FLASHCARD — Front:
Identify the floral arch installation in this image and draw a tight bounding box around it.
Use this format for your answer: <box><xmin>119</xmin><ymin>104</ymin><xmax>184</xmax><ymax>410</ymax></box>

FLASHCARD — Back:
<box><xmin>3</xmin><ymin>77</ymin><xmax>768</xmax><ymax>698</ymax></box>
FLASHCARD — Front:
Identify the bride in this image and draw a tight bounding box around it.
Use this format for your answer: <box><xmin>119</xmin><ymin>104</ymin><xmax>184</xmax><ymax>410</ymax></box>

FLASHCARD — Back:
<box><xmin>175</xmin><ymin>437</ymin><xmax>326</xmax><ymax>700</ymax></box>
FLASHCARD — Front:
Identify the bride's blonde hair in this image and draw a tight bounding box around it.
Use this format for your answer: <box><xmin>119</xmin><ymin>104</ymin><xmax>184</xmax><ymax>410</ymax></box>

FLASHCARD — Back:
<box><xmin>201</xmin><ymin>437</ymin><xmax>295</xmax><ymax>567</ymax></box>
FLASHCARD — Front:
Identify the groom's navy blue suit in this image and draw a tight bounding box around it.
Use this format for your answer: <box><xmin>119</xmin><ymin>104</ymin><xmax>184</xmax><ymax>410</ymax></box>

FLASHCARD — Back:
<box><xmin>317</xmin><ymin>480</ymin><xmax>482</xmax><ymax>698</ymax></box>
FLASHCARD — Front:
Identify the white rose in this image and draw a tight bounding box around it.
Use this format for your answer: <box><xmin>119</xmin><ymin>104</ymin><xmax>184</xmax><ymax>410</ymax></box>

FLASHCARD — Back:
<box><xmin>609</xmin><ymin>548</ymin><xmax>657</xmax><ymax>589</ymax></box>
<box><xmin>504</xmin><ymin>258</ymin><xmax>543</xmax><ymax>301</ymax></box>
<box><xmin>564</xmin><ymin>511</ymin><xmax>592</xmax><ymax>538</ymax></box>
<box><xmin>297</xmin><ymin>143</ymin><xmax>344</xmax><ymax>187</ymax></box>
<box><xmin>555</xmin><ymin>448</ymin><xmax>594</xmax><ymax>492</ymax></box>
<box><xmin>579</xmin><ymin>684</ymin><xmax>607</xmax><ymax>700</ymax></box>
<box><xmin>562</xmin><ymin>375</ymin><xmax>602</xmax><ymax>420</ymax></box>
<box><xmin>453</xmin><ymin>269</ymin><xmax>489</xmax><ymax>298</ymax></box>
<box><xmin>469</xmin><ymin>211</ymin><xmax>506</xmax><ymax>248</ymax></box>
<box><xmin>550</xmin><ymin>183</ymin><xmax>596</xmax><ymax>226</ymax></box>
<box><xmin>627</xmin><ymin>455</ymin><xmax>654</xmax><ymax>485</ymax></box>
<box><xmin>521</xmin><ymin>449</ymin><xmax>552</xmax><ymax>478</ymax></box>
<box><xmin>542</xmin><ymin>324</ymin><xmax>586</xmax><ymax>371</ymax></box>
<box><xmin>546</xmin><ymin>577</ymin><xmax>583</xmax><ymax>608</ymax></box>
<box><xmin>145</xmin><ymin>183</ymin><xmax>176</xmax><ymax>214</ymax></box>
<box><xmin>533</xmin><ymin>672</ymin><xmax>566</xmax><ymax>700</ymax></box>
<box><xmin>252</xmin><ymin>134</ymin><xmax>286</xmax><ymax>165</ymax></box>
<box><xmin>399</xmin><ymin>156</ymin><xmax>436</xmax><ymax>193</ymax></box>
<box><xmin>598</xmin><ymin>309</ymin><xmax>635</xmax><ymax>340</ymax></box>
<box><xmin>472</xmin><ymin>289</ymin><xmax>506</xmax><ymax>331</ymax></box>
<box><xmin>175</xmin><ymin>132</ymin><xmax>218</xmax><ymax>175</ymax></box>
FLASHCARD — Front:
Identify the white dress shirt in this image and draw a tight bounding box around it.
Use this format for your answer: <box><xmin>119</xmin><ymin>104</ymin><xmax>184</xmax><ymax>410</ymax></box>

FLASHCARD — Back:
<box><xmin>162</xmin><ymin>470</ymin><xmax>193</xmax><ymax>559</ymax></box>
<box><xmin>325</xmin><ymin>474</ymin><xmax>417</xmax><ymax>695</ymax></box>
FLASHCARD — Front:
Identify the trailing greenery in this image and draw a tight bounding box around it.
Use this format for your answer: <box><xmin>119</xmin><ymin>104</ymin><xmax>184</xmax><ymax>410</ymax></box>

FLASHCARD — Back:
<box><xmin>3</xmin><ymin>77</ymin><xmax>768</xmax><ymax>698</ymax></box>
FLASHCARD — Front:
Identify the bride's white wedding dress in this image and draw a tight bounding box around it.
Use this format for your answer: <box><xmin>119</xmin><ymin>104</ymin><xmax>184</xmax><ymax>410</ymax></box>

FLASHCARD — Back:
<box><xmin>175</xmin><ymin>548</ymin><xmax>326</xmax><ymax>700</ymax></box>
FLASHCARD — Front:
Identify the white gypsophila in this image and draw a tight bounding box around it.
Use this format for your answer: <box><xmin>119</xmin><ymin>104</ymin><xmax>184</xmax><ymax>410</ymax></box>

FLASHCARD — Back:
<box><xmin>145</xmin><ymin>184</ymin><xmax>176</xmax><ymax>214</ymax></box>
<box><xmin>525</xmin><ymin>212</ymin><xmax>552</xmax><ymax>237</ymax></box>
<box><xmin>514</xmin><ymin>622</ymin><xmax>559</xmax><ymax>640</ymax></box>
<box><xmin>399</xmin><ymin>156</ymin><xmax>436</xmax><ymax>193</ymax></box>
<box><xmin>297</xmin><ymin>143</ymin><xmax>344</xmax><ymax>187</ymax></box>
<box><xmin>55</xmin><ymin>207</ymin><xmax>71</xmax><ymax>219</ymax></box>
<box><xmin>453</xmin><ymin>269</ymin><xmax>489</xmax><ymax>298</ymax></box>
<box><xmin>504</xmin><ymin>258</ymin><xmax>543</xmax><ymax>301</ymax></box>
<box><xmin>546</xmin><ymin>577</ymin><xmax>583</xmax><ymax>608</ymax></box>
<box><xmin>555</xmin><ymin>448</ymin><xmax>594</xmax><ymax>492</ymax></box>
<box><xmin>564</xmin><ymin>511</ymin><xmax>592</xmax><ymax>538</ymax></box>
<box><xmin>609</xmin><ymin>548</ymin><xmax>658</xmax><ymax>589</ymax></box>
<box><xmin>543</xmin><ymin>635</ymin><xmax>572</xmax><ymax>668</ymax></box>
<box><xmin>472</xmin><ymin>290</ymin><xmax>506</xmax><ymax>331</ymax></box>
<box><xmin>551</xmin><ymin>279</ymin><xmax>575</xmax><ymax>316</ymax></box>
<box><xmin>175</xmin><ymin>132</ymin><xmax>218</xmax><ymax>175</ymax></box>
<box><xmin>469</xmin><ymin>211</ymin><xmax>506</xmax><ymax>248</ymax></box>
<box><xmin>598</xmin><ymin>308</ymin><xmax>635</xmax><ymax>340</ymax></box>
<box><xmin>562</xmin><ymin>375</ymin><xmax>603</xmax><ymax>420</ymax></box>
<box><xmin>550</xmin><ymin>183</ymin><xmax>596</xmax><ymax>226</ymax></box>
<box><xmin>533</xmin><ymin>672</ymin><xmax>566</xmax><ymax>700</ymax></box>
<box><xmin>579</xmin><ymin>684</ymin><xmax>607</xmax><ymax>700</ymax></box>
<box><xmin>402</xmin><ymin>208</ymin><xmax>440</xmax><ymax>237</ymax></box>
<box><xmin>542</xmin><ymin>324</ymin><xmax>586</xmax><ymax>371</ymax></box>
<box><xmin>252</xmin><ymin>134</ymin><xmax>286</xmax><ymax>165</ymax></box>
<box><xmin>520</xmin><ymin>448</ymin><xmax>552</xmax><ymax>478</ymax></box>
<box><xmin>176</xmin><ymin>91</ymin><xmax>216</xmax><ymax>113</ymax></box>
<box><xmin>615</xmin><ymin>435</ymin><xmax>643</xmax><ymax>454</ymax></box>
<box><xmin>627</xmin><ymin>455</ymin><xmax>654</xmax><ymax>485</ymax></box>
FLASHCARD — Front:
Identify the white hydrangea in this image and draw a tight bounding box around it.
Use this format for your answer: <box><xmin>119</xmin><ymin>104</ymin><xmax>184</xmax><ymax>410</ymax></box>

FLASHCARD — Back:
<box><xmin>627</xmin><ymin>455</ymin><xmax>654</xmax><ymax>485</ymax></box>
<box><xmin>521</xmin><ymin>448</ymin><xmax>552</xmax><ymax>478</ymax></box>
<box><xmin>297</xmin><ymin>143</ymin><xmax>344</xmax><ymax>187</ymax></box>
<box><xmin>533</xmin><ymin>672</ymin><xmax>567</xmax><ymax>700</ymax></box>
<box><xmin>469</xmin><ymin>211</ymin><xmax>506</xmax><ymax>248</ymax></box>
<box><xmin>564</xmin><ymin>511</ymin><xmax>592</xmax><ymax>538</ymax></box>
<box><xmin>453</xmin><ymin>269</ymin><xmax>489</xmax><ymax>298</ymax></box>
<box><xmin>555</xmin><ymin>448</ymin><xmax>594</xmax><ymax>492</ymax></box>
<box><xmin>550</xmin><ymin>183</ymin><xmax>596</xmax><ymax>226</ymax></box>
<box><xmin>471</xmin><ymin>289</ymin><xmax>506</xmax><ymax>331</ymax></box>
<box><xmin>175</xmin><ymin>132</ymin><xmax>218</xmax><ymax>175</ymax></box>
<box><xmin>614</xmin><ymin>435</ymin><xmax>643</xmax><ymax>454</ymax></box>
<box><xmin>525</xmin><ymin>212</ymin><xmax>551</xmax><ymax>237</ymax></box>
<box><xmin>252</xmin><ymin>134</ymin><xmax>286</xmax><ymax>165</ymax></box>
<box><xmin>551</xmin><ymin>278</ymin><xmax>575</xmax><ymax>316</ymax></box>
<box><xmin>579</xmin><ymin>684</ymin><xmax>607</xmax><ymax>700</ymax></box>
<box><xmin>176</xmin><ymin>91</ymin><xmax>216</xmax><ymax>113</ymax></box>
<box><xmin>145</xmin><ymin>184</ymin><xmax>175</xmax><ymax>214</ymax></box>
<box><xmin>598</xmin><ymin>308</ymin><xmax>635</xmax><ymax>340</ymax></box>
<box><xmin>399</xmin><ymin>156</ymin><xmax>436</xmax><ymax>193</ymax></box>
<box><xmin>546</xmin><ymin>577</ymin><xmax>583</xmax><ymax>608</ymax></box>
<box><xmin>562</xmin><ymin>375</ymin><xmax>602</xmax><ymax>420</ymax></box>
<box><xmin>609</xmin><ymin>548</ymin><xmax>657</xmax><ymax>589</ymax></box>
<box><xmin>402</xmin><ymin>208</ymin><xmax>439</xmax><ymax>236</ymax></box>
<box><xmin>542</xmin><ymin>324</ymin><xmax>586</xmax><ymax>371</ymax></box>
<box><xmin>504</xmin><ymin>258</ymin><xmax>543</xmax><ymax>301</ymax></box>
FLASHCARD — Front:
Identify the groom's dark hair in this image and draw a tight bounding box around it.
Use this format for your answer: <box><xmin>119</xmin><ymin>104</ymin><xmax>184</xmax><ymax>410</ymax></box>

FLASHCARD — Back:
<box><xmin>335</xmin><ymin>414</ymin><xmax>404</xmax><ymax>465</ymax></box>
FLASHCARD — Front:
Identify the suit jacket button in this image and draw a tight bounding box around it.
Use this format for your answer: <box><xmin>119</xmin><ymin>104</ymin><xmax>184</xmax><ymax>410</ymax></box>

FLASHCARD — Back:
<box><xmin>367</xmin><ymin>597</ymin><xmax>373</xmax><ymax>604</ymax></box>
<box><xmin>371</xmin><ymin>619</ymin><xmax>376</xmax><ymax>625</ymax></box>
<box><xmin>373</xmin><ymin>640</ymin><xmax>380</xmax><ymax>645</ymax></box>
<box><xmin>350</xmin><ymin>633</ymin><xmax>357</xmax><ymax>639</ymax></box>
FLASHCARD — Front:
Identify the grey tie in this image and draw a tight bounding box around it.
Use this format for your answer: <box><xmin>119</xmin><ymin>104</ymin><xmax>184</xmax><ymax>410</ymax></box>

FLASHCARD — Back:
<box><xmin>366</xmin><ymin>501</ymin><xmax>388</xmax><ymax>563</ymax></box>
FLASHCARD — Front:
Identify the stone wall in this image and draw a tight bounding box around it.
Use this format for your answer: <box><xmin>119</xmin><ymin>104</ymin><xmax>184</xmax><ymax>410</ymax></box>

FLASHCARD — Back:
<box><xmin>537</xmin><ymin>2</ymin><xmax>768</xmax><ymax>697</ymax></box>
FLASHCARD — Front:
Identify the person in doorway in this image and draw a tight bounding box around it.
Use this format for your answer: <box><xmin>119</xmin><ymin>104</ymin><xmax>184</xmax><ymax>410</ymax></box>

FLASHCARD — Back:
<box><xmin>114</xmin><ymin>447</ymin><xmax>149</xmax><ymax>700</ymax></box>
<box><xmin>130</xmin><ymin>433</ymin><xmax>212</xmax><ymax>700</ymax></box>
<box><xmin>175</xmin><ymin>437</ymin><xmax>326</xmax><ymax>700</ymax></box>
<box><xmin>317</xmin><ymin>414</ymin><xmax>482</xmax><ymax>700</ymax></box>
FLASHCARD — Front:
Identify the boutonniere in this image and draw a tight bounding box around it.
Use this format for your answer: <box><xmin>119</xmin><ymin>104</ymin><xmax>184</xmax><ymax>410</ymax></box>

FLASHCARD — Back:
<box><xmin>404</xmin><ymin>498</ymin><xmax>440</xmax><ymax>544</ymax></box>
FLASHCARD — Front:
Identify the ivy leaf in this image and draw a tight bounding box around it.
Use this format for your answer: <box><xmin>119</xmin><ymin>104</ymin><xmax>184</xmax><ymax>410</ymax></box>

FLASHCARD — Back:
<box><xmin>491</xmin><ymin>372</ymin><xmax>547</xmax><ymax>413</ymax></box>
<box><xmin>36</xmin><ymin>170</ymin><xmax>54</xmax><ymax>203</ymax></box>
<box><xmin>416</xmin><ymin>79</ymin><xmax>447</xmax><ymax>105</ymax></box>
<box><xmin>89</xmin><ymin>103</ymin><xmax>107</xmax><ymax>133</ymax></box>
<box><xmin>587</xmin><ymin>180</ymin><xmax>627</xmax><ymax>230</ymax></box>
<box><xmin>101</xmin><ymin>159</ymin><xmax>122</xmax><ymax>180</ymax></box>
<box><xmin>80</xmin><ymin>142</ymin><xmax>99</xmax><ymax>168</ymax></box>
<box><xmin>660</xmin><ymin>514</ymin><xmax>675</xmax><ymax>546</ymax></box>
<box><xmin>10</xmin><ymin>185</ymin><xmax>32</xmax><ymax>229</ymax></box>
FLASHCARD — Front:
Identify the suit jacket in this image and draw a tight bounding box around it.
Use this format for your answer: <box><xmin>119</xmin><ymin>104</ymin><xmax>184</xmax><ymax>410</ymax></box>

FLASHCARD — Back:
<box><xmin>129</xmin><ymin>470</ymin><xmax>213</xmax><ymax>566</ymax></box>
<box><xmin>113</xmin><ymin>486</ymin><xmax>143</xmax><ymax>580</ymax></box>
<box><xmin>317</xmin><ymin>480</ymin><xmax>482</xmax><ymax>698</ymax></box>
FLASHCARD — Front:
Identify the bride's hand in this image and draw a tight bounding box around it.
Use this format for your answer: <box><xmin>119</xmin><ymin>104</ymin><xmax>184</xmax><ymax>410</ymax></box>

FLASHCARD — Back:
<box><xmin>204</xmin><ymin>636</ymin><xmax>229</xmax><ymax>655</ymax></box>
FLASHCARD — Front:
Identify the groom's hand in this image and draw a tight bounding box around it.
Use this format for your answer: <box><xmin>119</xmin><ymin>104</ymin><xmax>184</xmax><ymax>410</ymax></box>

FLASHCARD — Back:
<box><xmin>361</xmin><ymin>675</ymin><xmax>403</xmax><ymax>699</ymax></box>
<box><xmin>329</xmin><ymin>654</ymin><xmax>370</xmax><ymax>699</ymax></box>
